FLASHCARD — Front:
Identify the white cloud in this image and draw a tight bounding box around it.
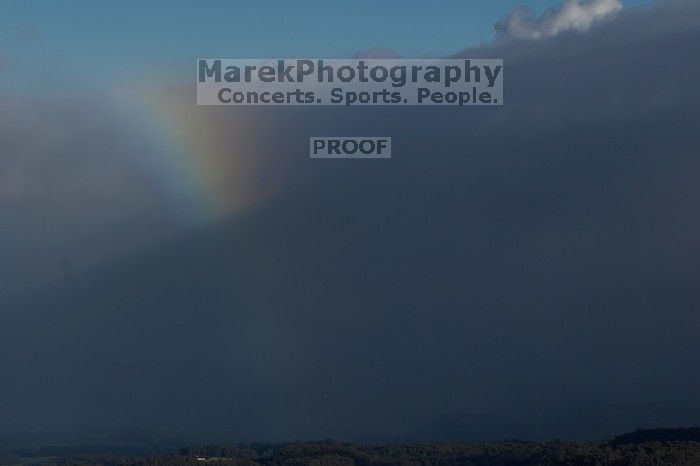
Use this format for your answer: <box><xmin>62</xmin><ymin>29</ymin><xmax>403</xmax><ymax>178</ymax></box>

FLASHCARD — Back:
<box><xmin>496</xmin><ymin>0</ymin><xmax>623</xmax><ymax>41</ymax></box>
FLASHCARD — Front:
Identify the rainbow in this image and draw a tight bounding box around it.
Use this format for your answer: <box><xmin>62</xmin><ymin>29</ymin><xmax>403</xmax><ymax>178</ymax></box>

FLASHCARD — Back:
<box><xmin>109</xmin><ymin>84</ymin><xmax>259</xmax><ymax>227</ymax></box>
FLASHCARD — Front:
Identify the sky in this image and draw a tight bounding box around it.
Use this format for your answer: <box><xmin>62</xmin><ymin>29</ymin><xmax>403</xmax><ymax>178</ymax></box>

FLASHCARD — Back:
<box><xmin>1</xmin><ymin>0</ymin><xmax>699</xmax><ymax>449</ymax></box>
<box><xmin>0</xmin><ymin>0</ymin><xmax>649</xmax><ymax>92</ymax></box>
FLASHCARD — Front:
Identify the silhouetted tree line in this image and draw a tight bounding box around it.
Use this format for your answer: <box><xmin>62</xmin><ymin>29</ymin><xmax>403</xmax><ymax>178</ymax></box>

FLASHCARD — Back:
<box><xmin>6</xmin><ymin>427</ymin><xmax>700</xmax><ymax>466</ymax></box>
<box><xmin>610</xmin><ymin>427</ymin><xmax>700</xmax><ymax>446</ymax></box>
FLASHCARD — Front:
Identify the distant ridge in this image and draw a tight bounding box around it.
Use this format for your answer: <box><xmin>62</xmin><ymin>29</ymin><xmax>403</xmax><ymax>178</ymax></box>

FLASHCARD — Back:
<box><xmin>6</xmin><ymin>427</ymin><xmax>700</xmax><ymax>465</ymax></box>
<box><xmin>611</xmin><ymin>427</ymin><xmax>700</xmax><ymax>445</ymax></box>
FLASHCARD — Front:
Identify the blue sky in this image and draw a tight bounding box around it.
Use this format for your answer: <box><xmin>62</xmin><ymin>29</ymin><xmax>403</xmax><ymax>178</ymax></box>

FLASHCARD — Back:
<box><xmin>0</xmin><ymin>0</ymin><xmax>650</xmax><ymax>91</ymax></box>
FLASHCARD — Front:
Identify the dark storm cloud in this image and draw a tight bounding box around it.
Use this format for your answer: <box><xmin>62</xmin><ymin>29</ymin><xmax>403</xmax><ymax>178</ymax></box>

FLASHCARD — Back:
<box><xmin>0</xmin><ymin>96</ymin><xmax>179</xmax><ymax>293</ymax></box>
<box><xmin>1</xmin><ymin>0</ymin><xmax>700</xmax><ymax>445</ymax></box>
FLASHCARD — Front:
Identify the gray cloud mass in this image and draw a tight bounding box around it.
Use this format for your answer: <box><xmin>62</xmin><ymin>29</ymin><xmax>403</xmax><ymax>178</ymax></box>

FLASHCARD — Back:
<box><xmin>1</xmin><ymin>0</ymin><xmax>699</xmax><ymax>445</ymax></box>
